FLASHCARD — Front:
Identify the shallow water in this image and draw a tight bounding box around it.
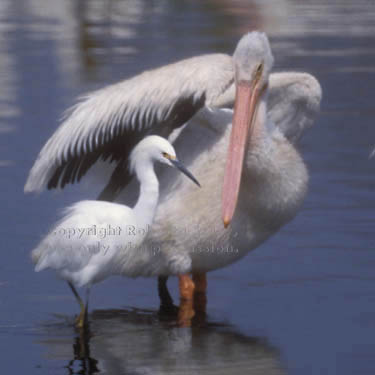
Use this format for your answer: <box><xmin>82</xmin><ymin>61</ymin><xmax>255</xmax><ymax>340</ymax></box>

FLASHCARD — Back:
<box><xmin>1</xmin><ymin>0</ymin><xmax>375</xmax><ymax>374</ymax></box>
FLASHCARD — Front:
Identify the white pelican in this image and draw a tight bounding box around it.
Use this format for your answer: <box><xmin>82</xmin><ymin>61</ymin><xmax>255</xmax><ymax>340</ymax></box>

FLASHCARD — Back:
<box><xmin>31</xmin><ymin>135</ymin><xmax>200</xmax><ymax>328</ymax></box>
<box><xmin>117</xmin><ymin>34</ymin><xmax>321</xmax><ymax>319</ymax></box>
<box><xmin>25</xmin><ymin>32</ymin><xmax>321</xmax><ymax>317</ymax></box>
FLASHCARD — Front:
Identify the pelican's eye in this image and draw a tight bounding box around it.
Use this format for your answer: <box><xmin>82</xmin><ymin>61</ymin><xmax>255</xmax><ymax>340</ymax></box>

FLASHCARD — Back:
<box><xmin>255</xmin><ymin>63</ymin><xmax>263</xmax><ymax>80</ymax></box>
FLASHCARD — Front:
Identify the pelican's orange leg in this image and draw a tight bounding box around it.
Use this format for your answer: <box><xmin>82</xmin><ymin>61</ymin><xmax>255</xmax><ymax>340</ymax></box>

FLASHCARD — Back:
<box><xmin>179</xmin><ymin>274</ymin><xmax>195</xmax><ymax>300</ymax></box>
<box><xmin>192</xmin><ymin>272</ymin><xmax>207</xmax><ymax>314</ymax></box>
<box><xmin>178</xmin><ymin>274</ymin><xmax>195</xmax><ymax>326</ymax></box>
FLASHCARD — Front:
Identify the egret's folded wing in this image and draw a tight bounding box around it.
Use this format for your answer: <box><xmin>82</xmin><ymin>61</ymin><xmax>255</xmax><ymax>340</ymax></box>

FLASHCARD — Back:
<box><xmin>25</xmin><ymin>53</ymin><xmax>234</xmax><ymax>193</ymax></box>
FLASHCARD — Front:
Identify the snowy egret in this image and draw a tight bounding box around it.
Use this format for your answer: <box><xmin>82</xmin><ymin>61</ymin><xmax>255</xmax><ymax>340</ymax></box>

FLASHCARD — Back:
<box><xmin>31</xmin><ymin>135</ymin><xmax>200</xmax><ymax>328</ymax></box>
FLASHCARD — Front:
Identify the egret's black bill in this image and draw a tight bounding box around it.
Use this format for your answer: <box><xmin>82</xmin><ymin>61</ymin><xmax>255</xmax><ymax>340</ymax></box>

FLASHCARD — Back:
<box><xmin>171</xmin><ymin>159</ymin><xmax>201</xmax><ymax>187</ymax></box>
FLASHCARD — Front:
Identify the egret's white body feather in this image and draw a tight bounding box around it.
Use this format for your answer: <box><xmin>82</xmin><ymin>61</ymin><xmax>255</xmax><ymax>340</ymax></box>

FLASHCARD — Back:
<box><xmin>31</xmin><ymin>136</ymin><xmax>199</xmax><ymax>288</ymax></box>
<box><xmin>32</xmin><ymin>200</ymin><xmax>136</xmax><ymax>286</ymax></box>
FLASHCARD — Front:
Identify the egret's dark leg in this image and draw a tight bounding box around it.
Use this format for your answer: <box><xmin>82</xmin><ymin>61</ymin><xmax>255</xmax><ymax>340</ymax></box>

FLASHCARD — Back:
<box><xmin>158</xmin><ymin>276</ymin><xmax>176</xmax><ymax>313</ymax></box>
<box><xmin>68</xmin><ymin>281</ymin><xmax>84</xmax><ymax>311</ymax></box>
<box><xmin>68</xmin><ymin>282</ymin><xmax>87</xmax><ymax>329</ymax></box>
<box><xmin>83</xmin><ymin>287</ymin><xmax>90</xmax><ymax>328</ymax></box>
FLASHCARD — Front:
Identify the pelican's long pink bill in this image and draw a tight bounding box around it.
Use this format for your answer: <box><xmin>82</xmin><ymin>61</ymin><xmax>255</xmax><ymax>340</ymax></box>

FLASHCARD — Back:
<box><xmin>222</xmin><ymin>81</ymin><xmax>260</xmax><ymax>228</ymax></box>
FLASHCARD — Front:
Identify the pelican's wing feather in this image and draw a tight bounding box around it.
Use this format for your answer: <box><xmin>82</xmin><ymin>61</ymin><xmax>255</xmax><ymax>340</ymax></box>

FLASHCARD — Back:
<box><xmin>268</xmin><ymin>72</ymin><xmax>322</xmax><ymax>143</ymax></box>
<box><xmin>25</xmin><ymin>53</ymin><xmax>234</xmax><ymax>193</ymax></box>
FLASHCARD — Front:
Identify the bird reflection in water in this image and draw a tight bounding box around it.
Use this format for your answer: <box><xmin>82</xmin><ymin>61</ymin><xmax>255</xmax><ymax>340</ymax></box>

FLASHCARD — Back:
<box><xmin>36</xmin><ymin>308</ymin><xmax>285</xmax><ymax>375</ymax></box>
<box><xmin>66</xmin><ymin>328</ymin><xmax>99</xmax><ymax>375</ymax></box>
<box><xmin>158</xmin><ymin>275</ymin><xmax>208</xmax><ymax>327</ymax></box>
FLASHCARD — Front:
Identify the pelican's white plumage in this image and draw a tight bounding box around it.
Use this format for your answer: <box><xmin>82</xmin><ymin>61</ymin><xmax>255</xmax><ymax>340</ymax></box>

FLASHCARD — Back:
<box><xmin>116</xmin><ymin>50</ymin><xmax>322</xmax><ymax>276</ymax></box>
<box><xmin>144</xmin><ymin>107</ymin><xmax>308</xmax><ymax>274</ymax></box>
<box><xmin>24</xmin><ymin>31</ymin><xmax>320</xmax><ymax>206</ymax></box>
<box><xmin>267</xmin><ymin>72</ymin><xmax>322</xmax><ymax>142</ymax></box>
<box><xmin>25</xmin><ymin>54</ymin><xmax>234</xmax><ymax>194</ymax></box>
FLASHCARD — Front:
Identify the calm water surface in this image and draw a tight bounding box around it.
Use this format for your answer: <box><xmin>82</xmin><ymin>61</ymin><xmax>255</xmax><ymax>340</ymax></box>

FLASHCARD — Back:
<box><xmin>1</xmin><ymin>1</ymin><xmax>375</xmax><ymax>374</ymax></box>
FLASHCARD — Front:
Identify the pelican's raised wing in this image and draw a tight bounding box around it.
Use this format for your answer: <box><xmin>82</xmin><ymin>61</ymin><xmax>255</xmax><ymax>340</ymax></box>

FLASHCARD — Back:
<box><xmin>268</xmin><ymin>72</ymin><xmax>322</xmax><ymax>143</ymax></box>
<box><xmin>25</xmin><ymin>54</ymin><xmax>234</xmax><ymax>194</ymax></box>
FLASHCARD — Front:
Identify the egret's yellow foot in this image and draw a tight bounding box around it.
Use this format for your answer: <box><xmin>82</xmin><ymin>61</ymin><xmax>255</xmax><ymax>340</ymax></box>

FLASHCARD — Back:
<box><xmin>75</xmin><ymin>303</ymin><xmax>87</xmax><ymax>329</ymax></box>
<box><xmin>68</xmin><ymin>282</ymin><xmax>88</xmax><ymax>329</ymax></box>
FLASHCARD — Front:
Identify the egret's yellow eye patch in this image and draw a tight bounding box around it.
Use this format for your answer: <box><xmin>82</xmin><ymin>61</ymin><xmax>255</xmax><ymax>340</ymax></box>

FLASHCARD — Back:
<box><xmin>162</xmin><ymin>152</ymin><xmax>176</xmax><ymax>160</ymax></box>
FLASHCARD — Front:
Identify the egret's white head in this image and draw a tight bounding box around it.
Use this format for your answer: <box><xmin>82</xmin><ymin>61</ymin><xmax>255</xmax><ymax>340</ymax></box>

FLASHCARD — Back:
<box><xmin>130</xmin><ymin>135</ymin><xmax>200</xmax><ymax>186</ymax></box>
<box><xmin>130</xmin><ymin>135</ymin><xmax>176</xmax><ymax>168</ymax></box>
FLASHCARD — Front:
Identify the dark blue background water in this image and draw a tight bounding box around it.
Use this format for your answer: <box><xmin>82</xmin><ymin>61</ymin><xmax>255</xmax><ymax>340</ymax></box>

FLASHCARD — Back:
<box><xmin>1</xmin><ymin>1</ymin><xmax>375</xmax><ymax>374</ymax></box>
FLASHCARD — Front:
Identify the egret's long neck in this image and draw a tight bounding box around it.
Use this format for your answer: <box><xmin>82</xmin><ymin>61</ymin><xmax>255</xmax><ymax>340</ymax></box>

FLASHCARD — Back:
<box><xmin>133</xmin><ymin>159</ymin><xmax>159</xmax><ymax>226</ymax></box>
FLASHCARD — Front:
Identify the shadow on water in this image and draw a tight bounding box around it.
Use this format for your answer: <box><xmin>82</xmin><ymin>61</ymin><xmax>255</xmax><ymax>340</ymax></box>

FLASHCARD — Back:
<box><xmin>36</xmin><ymin>308</ymin><xmax>285</xmax><ymax>375</ymax></box>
